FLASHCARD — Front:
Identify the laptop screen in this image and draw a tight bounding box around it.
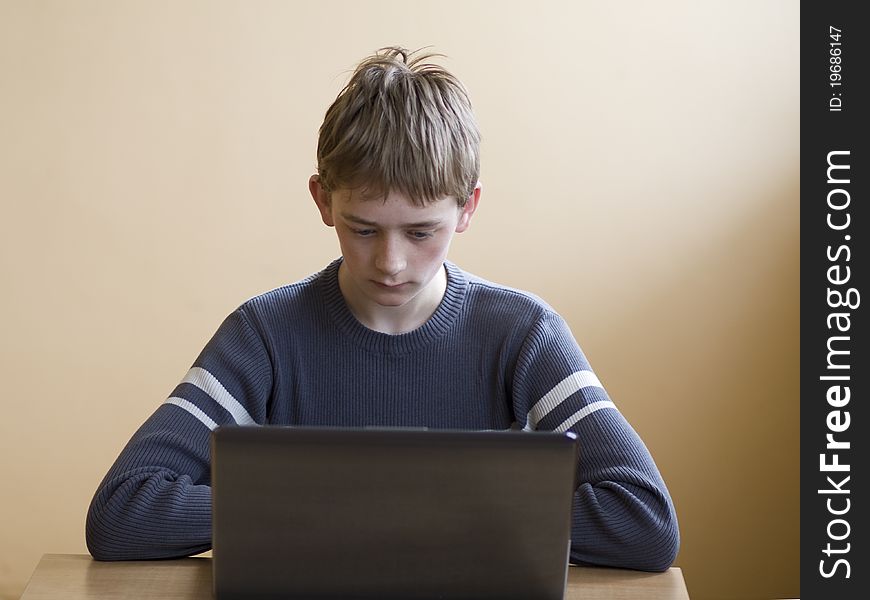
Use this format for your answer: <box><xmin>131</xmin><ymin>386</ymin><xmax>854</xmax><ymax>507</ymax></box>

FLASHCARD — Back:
<box><xmin>212</xmin><ymin>426</ymin><xmax>579</xmax><ymax>600</ymax></box>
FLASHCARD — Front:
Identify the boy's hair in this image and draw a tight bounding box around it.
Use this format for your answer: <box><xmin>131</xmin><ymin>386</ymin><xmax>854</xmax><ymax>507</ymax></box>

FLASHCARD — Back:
<box><xmin>316</xmin><ymin>46</ymin><xmax>481</xmax><ymax>207</ymax></box>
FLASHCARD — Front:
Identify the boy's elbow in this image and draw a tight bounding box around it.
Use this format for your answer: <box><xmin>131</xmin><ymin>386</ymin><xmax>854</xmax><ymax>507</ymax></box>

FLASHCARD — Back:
<box><xmin>86</xmin><ymin>514</ymin><xmax>168</xmax><ymax>561</ymax></box>
<box><xmin>85</xmin><ymin>493</ymin><xmax>149</xmax><ymax>561</ymax></box>
<box><xmin>86</xmin><ymin>506</ymin><xmax>125</xmax><ymax>561</ymax></box>
<box><xmin>85</xmin><ymin>484</ymin><xmax>212</xmax><ymax>561</ymax></box>
<box><xmin>86</xmin><ymin>528</ymin><xmax>116</xmax><ymax>561</ymax></box>
<box><xmin>644</xmin><ymin>535</ymin><xmax>680</xmax><ymax>572</ymax></box>
<box><xmin>571</xmin><ymin>508</ymin><xmax>680</xmax><ymax>572</ymax></box>
<box><xmin>631</xmin><ymin>511</ymin><xmax>681</xmax><ymax>572</ymax></box>
<box><xmin>87</xmin><ymin>540</ymin><xmax>117</xmax><ymax>562</ymax></box>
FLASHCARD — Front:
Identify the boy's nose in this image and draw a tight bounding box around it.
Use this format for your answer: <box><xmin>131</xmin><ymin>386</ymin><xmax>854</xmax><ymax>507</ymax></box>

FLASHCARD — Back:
<box><xmin>374</xmin><ymin>238</ymin><xmax>406</xmax><ymax>276</ymax></box>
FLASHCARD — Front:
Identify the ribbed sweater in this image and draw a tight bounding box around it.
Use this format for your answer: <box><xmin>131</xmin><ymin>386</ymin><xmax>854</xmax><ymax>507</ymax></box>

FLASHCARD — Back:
<box><xmin>86</xmin><ymin>259</ymin><xmax>679</xmax><ymax>571</ymax></box>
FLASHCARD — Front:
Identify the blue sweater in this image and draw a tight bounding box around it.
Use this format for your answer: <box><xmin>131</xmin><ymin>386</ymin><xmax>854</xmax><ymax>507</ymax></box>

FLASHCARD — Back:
<box><xmin>86</xmin><ymin>259</ymin><xmax>679</xmax><ymax>571</ymax></box>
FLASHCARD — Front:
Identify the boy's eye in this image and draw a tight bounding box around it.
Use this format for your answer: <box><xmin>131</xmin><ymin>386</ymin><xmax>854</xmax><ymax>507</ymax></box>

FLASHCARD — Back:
<box><xmin>409</xmin><ymin>231</ymin><xmax>433</xmax><ymax>240</ymax></box>
<box><xmin>352</xmin><ymin>228</ymin><xmax>375</xmax><ymax>237</ymax></box>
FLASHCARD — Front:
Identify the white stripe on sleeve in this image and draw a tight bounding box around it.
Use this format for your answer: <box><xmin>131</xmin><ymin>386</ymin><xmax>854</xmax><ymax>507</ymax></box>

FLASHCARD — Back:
<box><xmin>523</xmin><ymin>370</ymin><xmax>605</xmax><ymax>431</ymax></box>
<box><xmin>165</xmin><ymin>397</ymin><xmax>219</xmax><ymax>430</ymax></box>
<box><xmin>175</xmin><ymin>366</ymin><xmax>256</xmax><ymax>426</ymax></box>
<box><xmin>554</xmin><ymin>400</ymin><xmax>617</xmax><ymax>432</ymax></box>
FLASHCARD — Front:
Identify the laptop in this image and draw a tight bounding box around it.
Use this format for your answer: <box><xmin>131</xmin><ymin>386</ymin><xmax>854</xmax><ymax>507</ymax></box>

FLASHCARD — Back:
<box><xmin>211</xmin><ymin>426</ymin><xmax>579</xmax><ymax>600</ymax></box>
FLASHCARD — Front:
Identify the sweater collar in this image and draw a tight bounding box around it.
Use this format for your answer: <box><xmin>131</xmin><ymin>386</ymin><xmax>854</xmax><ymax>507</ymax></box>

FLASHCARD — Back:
<box><xmin>319</xmin><ymin>257</ymin><xmax>468</xmax><ymax>355</ymax></box>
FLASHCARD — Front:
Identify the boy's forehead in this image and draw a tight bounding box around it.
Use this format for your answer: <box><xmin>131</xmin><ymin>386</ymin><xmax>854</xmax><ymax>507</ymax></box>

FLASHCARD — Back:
<box><xmin>332</xmin><ymin>188</ymin><xmax>461</xmax><ymax>223</ymax></box>
<box><xmin>333</xmin><ymin>187</ymin><xmax>455</xmax><ymax>207</ymax></box>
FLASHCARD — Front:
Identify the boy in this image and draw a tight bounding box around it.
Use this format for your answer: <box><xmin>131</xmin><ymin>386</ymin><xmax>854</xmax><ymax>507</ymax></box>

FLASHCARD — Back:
<box><xmin>86</xmin><ymin>47</ymin><xmax>679</xmax><ymax>572</ymax></box>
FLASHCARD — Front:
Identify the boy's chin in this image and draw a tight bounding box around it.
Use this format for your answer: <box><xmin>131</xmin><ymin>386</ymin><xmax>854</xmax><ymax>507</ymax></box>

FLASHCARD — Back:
<box><xmin>367</xmin><ymin>289</ymin><xmax>417</xmax><ymax>308</ymax></box>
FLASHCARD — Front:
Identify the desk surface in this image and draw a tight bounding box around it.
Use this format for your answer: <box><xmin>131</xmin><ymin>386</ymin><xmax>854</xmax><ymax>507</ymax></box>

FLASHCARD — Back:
<box><xmin>21</xmin><ymin>554</ymin><xmax>690</xmax><ymax>599</ymax></box>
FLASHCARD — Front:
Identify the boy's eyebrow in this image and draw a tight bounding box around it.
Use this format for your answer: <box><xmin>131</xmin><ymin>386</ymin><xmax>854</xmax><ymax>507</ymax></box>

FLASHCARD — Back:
<box><xmin>340</xmin><ymin>212</ymin><xmax>443</xmax><ymax>229</ymax></box>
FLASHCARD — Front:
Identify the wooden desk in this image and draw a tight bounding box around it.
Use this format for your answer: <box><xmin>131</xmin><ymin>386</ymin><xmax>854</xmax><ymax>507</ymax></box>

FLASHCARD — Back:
<box><xmin>21</xmin><ymin>554</ymin><xmax>690</xmax><ymax>599</ymax></box>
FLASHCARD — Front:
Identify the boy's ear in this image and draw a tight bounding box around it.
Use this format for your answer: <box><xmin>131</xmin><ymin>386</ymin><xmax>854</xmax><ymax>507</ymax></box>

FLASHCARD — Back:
<box><xmin>455</xmin><ymin>182</ymin><xmax>482</xmax><ymax>233</ymax></box>
<box><xmin>309</xmin><ymin>175</ymin><xmax>335</xmax><ymax>227</ymax></box>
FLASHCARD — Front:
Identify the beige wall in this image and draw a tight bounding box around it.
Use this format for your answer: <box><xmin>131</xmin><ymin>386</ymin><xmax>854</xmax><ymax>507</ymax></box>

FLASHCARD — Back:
<box><xmin>0</xmin><ymin>1</ymin><xmax>798</xmax><ymax>599</ymax></box>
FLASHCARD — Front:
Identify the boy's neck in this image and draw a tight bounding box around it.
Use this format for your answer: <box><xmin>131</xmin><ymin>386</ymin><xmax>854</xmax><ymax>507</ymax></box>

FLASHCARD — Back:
<box><xmin>338</xmin><ymin>263</ymin><xmax>448</xmax><ymax>335</ymax></box>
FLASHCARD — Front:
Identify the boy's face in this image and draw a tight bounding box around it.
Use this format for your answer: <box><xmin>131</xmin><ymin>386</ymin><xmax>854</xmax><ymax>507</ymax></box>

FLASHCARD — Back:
<box><xmin>310</xmin><ymin>177</ymin><xmax>480</xmax><ymax>322</ymax></box>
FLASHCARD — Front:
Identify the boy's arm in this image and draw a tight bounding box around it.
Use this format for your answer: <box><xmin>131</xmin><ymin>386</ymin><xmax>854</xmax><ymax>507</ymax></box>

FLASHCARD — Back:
<box><xmin>512</xmin><ymin>313</ymin><xmax>680</xmax><ymax>572</ymax></box>
<box><xmin>86</xmin><ymin>309</ymin><xmax>272</xmax><ymax>560</ymax></box>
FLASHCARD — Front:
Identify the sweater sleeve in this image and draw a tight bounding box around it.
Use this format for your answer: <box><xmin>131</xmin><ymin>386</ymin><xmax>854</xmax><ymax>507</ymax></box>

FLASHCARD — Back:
<box><xmin>86</xmin><ymin>308</ymin><xmax>272</xmax><ymax>560</ymax></box>
<box><xmin>511</xmin><ymin>312</ymin><xmax>679</xmax><ymax>572</ymax></box>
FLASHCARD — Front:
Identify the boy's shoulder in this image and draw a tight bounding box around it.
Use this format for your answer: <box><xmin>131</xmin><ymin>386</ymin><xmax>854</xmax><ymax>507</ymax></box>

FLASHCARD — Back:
<box><xmin>236</xmin><ymin>259</ymin><xmax>341</xmax><ymax>316</ymax></box>
<box><xmin>449</xmin><ymin>262</ymin><xmax>559</xmax><ymax>320</ymax></box>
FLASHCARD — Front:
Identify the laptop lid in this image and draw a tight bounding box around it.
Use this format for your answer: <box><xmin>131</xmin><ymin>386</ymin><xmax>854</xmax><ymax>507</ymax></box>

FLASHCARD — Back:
<box><xmin>211</xmin><ymin>426</ymin><xmax>579</xmax><ymax>600</ymax></box>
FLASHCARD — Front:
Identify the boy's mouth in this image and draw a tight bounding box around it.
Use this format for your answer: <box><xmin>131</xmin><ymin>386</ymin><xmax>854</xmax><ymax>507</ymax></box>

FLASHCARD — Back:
<box><xmin>373</xmin><ymin>281</ymin><xmax>408</xmax><ymax>289</ymax></box>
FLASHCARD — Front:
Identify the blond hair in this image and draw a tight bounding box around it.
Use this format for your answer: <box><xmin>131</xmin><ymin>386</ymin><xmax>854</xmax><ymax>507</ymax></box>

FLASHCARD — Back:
<box><xmin>316</xmin><ymin>46</ymin><xmax>480</xmax><ymax>206</ymax></box>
